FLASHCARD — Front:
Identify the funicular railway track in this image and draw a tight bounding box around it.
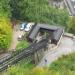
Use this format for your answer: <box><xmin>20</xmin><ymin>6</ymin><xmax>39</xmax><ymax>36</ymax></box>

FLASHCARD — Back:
<box><xmin>0</xmin><ymin>24</ymin><xmax>63</xmax><ymax>72</ymax></box>
<box><xmin>0</xmin><ymin>39</ymin><xmax>48</xmax><ymax>72</ymax></box>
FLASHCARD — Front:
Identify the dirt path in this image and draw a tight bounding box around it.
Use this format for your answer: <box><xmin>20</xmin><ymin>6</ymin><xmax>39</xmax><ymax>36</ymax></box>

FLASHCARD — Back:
<box><xmin>8</xmin><ymin>25</ymin><xmax>24</xmax><ymax>51</ymax></box>
<box><xmin>37</xmin><ymin>36</ymin><xmax>75</xmax><ymax>67</ymax></box>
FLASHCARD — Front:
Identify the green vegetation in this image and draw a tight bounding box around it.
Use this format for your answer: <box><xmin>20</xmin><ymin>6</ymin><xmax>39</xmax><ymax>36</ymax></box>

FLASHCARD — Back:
<box><xmin>0</xmin><ymin>0</ymin><xmax>12</xmax><ymax>51</ymax></box>
<box><xmin>1</xmin><ymin>0</ymin><xmax>75</xmax><ymax>51</ymax></box>
<box><xmin>3</xmin><ymin>59</ymin><xmax>58</xmax><ymax>75</ymax></box>
<box><xmin>3</xmin><ymin>52</ymin><xmax>75</xmax><ymax>75</ymax></box>
<box><xmin>0</xmin><ymin>18</ymin><xmax>12</xmax><ymax>51</ymax></box>
<box><xmin>0</xmin><ymin>0</ymin><xmax>70</xmax><ymax>51</ymax></box>
<box><xmin>16</xmin><ymin>39</ymin><xmax>29</xmax><ymax>51</ymax></box>
<box><xmin>0</xmin><ymin>0</ymin><xmax>11</xmax><ymax>18</ymax></box>
<box><xmin>68</xmin><ymin>16</ymin><xmax>75</xmax><ymax>34</ymax></box>
<box><xmin>0</xmin><ymin>0</ymin><xmax>75</xmax><ymax>74</ymax></box>
<box><xmin>10</xmin><ymin>0</ymin><xmax>69</xmax><ymax>27</ymax></box>
<box><xmin>49</xmin><ymin>52</ymin><xmax>75</xmax><ymax>75</ymax></box>
<box><xmin>3</xmin><ymin>59</ymin><xmax>35</xmax><ymax>75</ymax></box>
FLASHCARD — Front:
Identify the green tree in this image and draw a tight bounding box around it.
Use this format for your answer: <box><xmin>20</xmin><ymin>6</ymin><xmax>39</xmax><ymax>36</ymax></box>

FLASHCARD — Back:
<box><xmin>10</xmin><ymin>0</ymin><xmax>49</xmax><ymax>21</ymax></box>
<box><xmin>68</xmin><ymin>16</ymin><xmax>75</xmax><ymax>34</ymax></box>
<box><xmin>0</xmin><ymin>0</ymin><xmax>11</xmax><ymax>18</ymax></box>
<box><xmin>0</xmin><ymin>18</ymin><xmax>12</xmax><ymax>50</ymax></box>
<box><xmin>10</xmin><ymin>0</ymin><xmax>69</xmax><ymax>26</ymax></box>
<box><xmin>0</xmin><ymin>0</ymin><xmax>12</xmax><ymax>51</ymax></box>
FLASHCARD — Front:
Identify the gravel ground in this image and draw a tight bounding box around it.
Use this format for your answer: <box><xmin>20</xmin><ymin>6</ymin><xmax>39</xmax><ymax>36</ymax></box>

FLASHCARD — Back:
<box><xmin>37</xmin><ymin>36</ymin><xmax>75</xmax><ymax>67</ymax></box>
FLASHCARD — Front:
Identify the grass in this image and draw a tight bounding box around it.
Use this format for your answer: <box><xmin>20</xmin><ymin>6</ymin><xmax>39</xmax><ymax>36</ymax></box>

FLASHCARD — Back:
<box><xmin>16</xmin><ymin>39</ymin><xmax>29</xmax><ymax>51</ymax></box>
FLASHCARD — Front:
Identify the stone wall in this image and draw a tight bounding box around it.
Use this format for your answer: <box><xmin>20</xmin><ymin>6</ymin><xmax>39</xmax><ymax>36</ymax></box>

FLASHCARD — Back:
<box><xmin>32</xmin><ymin>48</ymin><xmax>45</xmax><ymax>64</ymax></box>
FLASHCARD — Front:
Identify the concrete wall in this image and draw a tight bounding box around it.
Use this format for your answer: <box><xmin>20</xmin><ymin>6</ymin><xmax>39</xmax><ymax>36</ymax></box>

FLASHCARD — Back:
<box><xmin>32</xmin><ymin>48</ymin><xmax>45</xmax><ymax>64</ymax></box>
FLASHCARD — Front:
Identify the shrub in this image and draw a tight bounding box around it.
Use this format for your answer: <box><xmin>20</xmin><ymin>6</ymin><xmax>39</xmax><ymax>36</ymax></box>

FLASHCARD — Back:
<box><xmin>49</xmin><ymin>52</ymin><xmax>75</xmax><ymax>74</ymax></box>
<box><xmin>68</xmin><ymin>16</ymin><xmax>75</xmax><ymax>35</ymax></box>
<box><xmin>3</xmin><ymin>51</ymin><xmax>75</xmax><ymax>75</ymax></box>
<box><xmin>0</xmin><ymin>18</ymin><xmax>12</xmax><ymax>51</ymax></box>
<box><xmin>16</xmin><ymin>39</ymin><xmax>29</xmax><ymax>51</ymax></box>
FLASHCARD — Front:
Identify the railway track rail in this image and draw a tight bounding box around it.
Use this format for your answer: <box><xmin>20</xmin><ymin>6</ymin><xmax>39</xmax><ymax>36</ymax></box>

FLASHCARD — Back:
<box><xmin>0</xmin><ymin>39</ymin><xmax>48</xmax><ymax>72</ymax></box>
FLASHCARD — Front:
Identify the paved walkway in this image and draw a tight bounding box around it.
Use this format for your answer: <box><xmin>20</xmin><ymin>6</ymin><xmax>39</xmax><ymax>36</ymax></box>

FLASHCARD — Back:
<box><xmin>37</xmin><ymin>36</ymin><xmax>75</xmax><ymax>67</ymax></box>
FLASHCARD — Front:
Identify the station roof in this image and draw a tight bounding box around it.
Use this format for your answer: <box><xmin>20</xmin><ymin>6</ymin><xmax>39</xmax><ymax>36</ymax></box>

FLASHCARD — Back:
<box><xmin>28</xmin><ymin>24</ymin><xmax>64</xmax><ymax>44</ymax></box>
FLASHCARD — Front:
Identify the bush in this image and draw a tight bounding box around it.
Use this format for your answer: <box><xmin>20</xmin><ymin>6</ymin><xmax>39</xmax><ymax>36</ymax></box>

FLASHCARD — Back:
<box><xmin>3</xmin><ymin>62</ymin><xmax>58</xmax><ymax>75</ymax></box>
<box><xmin>49</xmin><ymin>52</ymin><xmax>75</xmax><ymax>74</ymax></box>
<box><xmin>3</xmin><ymin>59</ymin><xmax>34</xmax><ymax>75</ymax></box>
<box><xmin>68</xmin><ymin>16</ymin><xmax>75</xmax><ymax>35</ymax></box>
<box><xmin>0</xmin><ymin>0</ymin><xmax>11</xmax><ymax>18</ymax></box>
<box><xmin>0</xmin><ymin>18</ymin><xmax>12</xmax><ymax>51</ymax></box>
<box><xmin>16</xmin><ymin>39</ymin><xmax>29</xmax><ymax>51</ymax></box>
<box><xmin>3</xmin><ymin>52</ymin><xmax>75</xmax><ymax>75</ymax></box>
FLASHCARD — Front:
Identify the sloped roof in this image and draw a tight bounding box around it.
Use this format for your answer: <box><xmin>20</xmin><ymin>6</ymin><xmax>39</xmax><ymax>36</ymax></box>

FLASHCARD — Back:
<box><xmin>28</xmin><ymin>24</ymin><xmax>64</xmax><ymax>44</ymax></box>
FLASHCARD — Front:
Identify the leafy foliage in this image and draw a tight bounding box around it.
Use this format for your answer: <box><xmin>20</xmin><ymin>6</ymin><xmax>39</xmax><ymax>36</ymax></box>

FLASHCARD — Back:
<box><xmin>50</xmin><ymin>52</ymin><xmax>75</xmax><ymax>75</ymax></box>
<box><xmin>68</xmin><ymin>16</ymin><xmax>75</xmax><ymax>34</ymax></box>
<box><xmin>3</xmin><ymin>52</ymin><xmax>75</xmax><ymax>75</ymax></box>
<box><xmin>0</xmin><ymin>0</ymin><xmax>11</xmax><ymax>18</ymax></box>
<box><xmin>0</xmin><ymin>18</ymin><xmax>12</xmax><ymax>50</ymax></box>
<box><xmin>3</xmin><ymin>59</ymin><xmax>35</xmax><ymax>75</ymax></box>
<box><xmin>16</xmin><ymin>39</ymin><xmax>29</xmax><ymax>51</ymax></box>
<box><xmin>3</xmin><ymin>60</ymin><xmax>58</xmax><ymax>75</ymax></box>
<box><xmin>0</xmin><ymin>0</ymin><xmax>12</xmax><ymax>51</ymax></box>
<box><xmin>10</xmin><ymin>0</ymin><xmax>69</xmax><ymax>26</ymax></box>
